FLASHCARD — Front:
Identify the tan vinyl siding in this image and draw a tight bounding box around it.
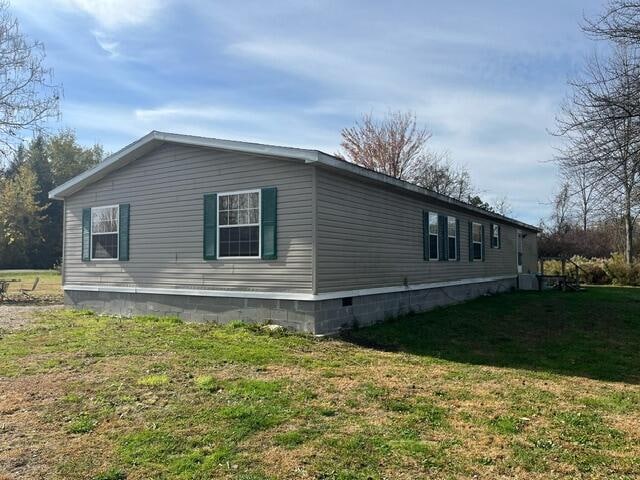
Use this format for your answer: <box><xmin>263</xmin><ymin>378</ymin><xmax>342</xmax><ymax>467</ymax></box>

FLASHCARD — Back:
<box><xmin>522</xmin><ymin>231</ymin><xmax>539</xmax><ymax>274</ymax></box>
<box><xmin>63</xmin><ymin>144</ymin><xmax>313</xmax><ymax>293</ymax></box>
<box><xmin>315</xmin><ymin>167</ymin><xmax>525</xmax><ymax>293</ymax></box>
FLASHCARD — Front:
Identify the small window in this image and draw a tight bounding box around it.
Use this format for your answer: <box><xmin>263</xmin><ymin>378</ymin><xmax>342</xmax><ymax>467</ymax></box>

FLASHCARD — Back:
<box><xmin>428</xmin><ymin>212</ymin><xmax>439</xmax><ymax>260</ymax></box>
<box><xmin>218</xmin><ymin>190</ymin><xmax>260</xmax><ymax>258</ymax></box>
<box><xmin>492</xmin><ymin>224</ymin><xmax>500</xmax><ymax>249</ymax></box>
<box><xmin>342</xmin><ymin>297</ymin><xmax>353</xmax><ymax>307</ymax></box>
<box><xmin>447</xmin><ymin>217</ymin><xmax>457</xmax><ymax>260</ymax></box>
<box><xmin>472</xmin><ymin>222</ymin><xmax>483</xmax><ymax>260</ymax></box>
<box><xmin>91</xmin><ymin>205</ymin><xmax>119</xmax><ymax>260</ymax></box>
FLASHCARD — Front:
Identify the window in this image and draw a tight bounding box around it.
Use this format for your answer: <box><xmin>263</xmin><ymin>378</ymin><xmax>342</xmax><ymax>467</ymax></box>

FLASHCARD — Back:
<box><xmin>428</xmin><ymin>212</ymin><xmax>439</xmax><ymax>260</ymax></box>
<box><xmin>218</xmin><ymin>190</ymin><xmax>260</xmax><ymax>258</ymax></box>
<box><xmin>447</xmin><ymin>216</ymin><xmax>457</xmax><ymax>260</ymax></box>
<box><xmin>472</xmin><ymin>222</ymin><xmax>483</xmax><ymax>260</ymax></box>
<box><xmin>91</xmin><ymin>205</ymin><xmax>119</xmax><ymax>260</ymax></box>
<box><xmin>492</xmin><ymin>224</ymin><xmax>500</xmax><ymax>248</ymax></box>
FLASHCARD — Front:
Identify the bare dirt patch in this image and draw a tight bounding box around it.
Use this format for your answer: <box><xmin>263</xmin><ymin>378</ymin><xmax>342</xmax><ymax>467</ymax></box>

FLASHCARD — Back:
<box><xmin>0</xmin><ymin>305</ymin><xmax>62</xmax><ymax>331</ymax></box>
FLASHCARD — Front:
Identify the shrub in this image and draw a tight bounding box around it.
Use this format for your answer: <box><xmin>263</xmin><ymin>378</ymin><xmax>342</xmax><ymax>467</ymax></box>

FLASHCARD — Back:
<box><xmin>603</xmin><ymin>254</ymin><xmax>640</xmax><ymax>286</ymax></box>
<box><xmin>571</xmin><ymin>256</ymin><xmax>609</xmax><ymax>285</ymax></box>
<box><xmin>540</xmin><ymin>255</ymin><xmax>640</xmax><ymax>286</ymax></box>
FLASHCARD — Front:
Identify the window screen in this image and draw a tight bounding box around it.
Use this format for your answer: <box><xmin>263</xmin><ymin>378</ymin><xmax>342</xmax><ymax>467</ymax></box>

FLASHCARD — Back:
<box><xmin>429</xmin><ymin>212</ymin><xmax>439</xmax><ymax>260</ymax></box>
<box><xmin>472</xmin><ymin>222</ymin><xmax>483</xmax><ymax>260</ymax></box>
<box><xmin>448</xmin><ymin>216</ymin><xmax>457</xmax><ymax>260</ymax></box>
<box><xmin>91</xmin><ymin>206</ymin><xmax>119</xmax><ymax>259</ymax></box>
<box><xmin>218</xmin><ymin>191</ymin><xmax>260</xmax><ymax>257</ymax></box>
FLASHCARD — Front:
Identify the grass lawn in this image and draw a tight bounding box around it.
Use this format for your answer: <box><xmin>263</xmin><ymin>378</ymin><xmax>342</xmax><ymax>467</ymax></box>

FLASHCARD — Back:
<box><xmin>0</xmin><ymin>269</ymin><xmax>62</xmax><ymax>302</ymax></box>
<box><xmin>1</xmin><ymin>287</ymin><xmax>640</xmax><ymax>479</ymax></box>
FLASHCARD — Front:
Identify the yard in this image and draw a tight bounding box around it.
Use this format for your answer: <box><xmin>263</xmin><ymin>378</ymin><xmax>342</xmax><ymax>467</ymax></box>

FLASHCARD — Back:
<box><xmin>1</xmin><ymin>287</ymin><xmax>639</xmax><ymax>479</ymax></box>
<box><xmin>0</xmin><ymin>270</ymin><xmax>62</xmax><ymax>303</ymax></box>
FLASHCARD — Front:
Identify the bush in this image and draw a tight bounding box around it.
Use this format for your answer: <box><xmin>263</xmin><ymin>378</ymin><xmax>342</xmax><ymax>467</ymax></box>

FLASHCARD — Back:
<box><xmin>603</xmin><ymin>253</ymin><xmax>640</xmax><ymax>286</ymax></box>
<box><xmin>571</xmin><ymin>256</ymin><xmax>610</xmax><ymax>285</ymax></box>
<box><xmin>541</xmin><ymin>255</ymin><xmax>640</xmax><ymax>286</ymax></box>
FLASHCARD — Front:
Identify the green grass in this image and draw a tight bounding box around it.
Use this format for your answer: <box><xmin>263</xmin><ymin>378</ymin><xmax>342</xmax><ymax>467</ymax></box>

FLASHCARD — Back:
<box><xmin>343</xmin><ymin>286</ymin><xmax>640</xmax><ymax>383</ymax></box>
<box><xmin>137</xmin><ymin>374</ymin><xmax>170</xmax><ymax>387</ymax></box>
<box><xmin>1</xmin><ymin>287</ymin><xmax>640</xmax><ymax>479</ymax></box>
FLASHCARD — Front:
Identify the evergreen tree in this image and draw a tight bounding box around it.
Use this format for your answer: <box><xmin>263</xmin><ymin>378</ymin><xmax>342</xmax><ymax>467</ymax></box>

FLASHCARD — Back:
<box><xmin>4</xmin><ymin>144</ymin><xmax>26</xmax><ymax>179</ymax></box>
<box><xmin>0</xmin><ymin>131</ymin><xmax>104</xmax><ymax>268</ymax></box>
<box><xmin>0</xmin><ymin>164</ymin><xmax>45</xmax><ymax>268</ymax></box>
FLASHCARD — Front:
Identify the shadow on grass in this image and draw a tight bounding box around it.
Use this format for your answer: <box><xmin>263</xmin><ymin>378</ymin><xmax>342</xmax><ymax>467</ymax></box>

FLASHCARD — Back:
<box><xmin>341</xmin><ymin>287</ymin><xmax>640</xmax><ymax>384</ymax></box>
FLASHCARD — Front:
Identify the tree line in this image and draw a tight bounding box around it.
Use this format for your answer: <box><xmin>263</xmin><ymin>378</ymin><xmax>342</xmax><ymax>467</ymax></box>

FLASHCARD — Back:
<box><xmin>0</xmin><ymin>131</ymin><xmax>103</xmax><ymax>268</ymax></box>
<box><xmin>546</xmin><ymin>0</ymin><xmax>640</xmax><ymax>264</ymax></box>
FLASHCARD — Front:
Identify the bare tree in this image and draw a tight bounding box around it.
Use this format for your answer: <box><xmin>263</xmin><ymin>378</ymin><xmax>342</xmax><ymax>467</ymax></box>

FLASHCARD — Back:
<box><xmin>339</xmin><ymin>111</ymin><xmax>431</xmax><ymax>181</ymax></box>
<box><xmin>550</xmin><ymin>183</ymin><xmax>573</xmax><ymax>234</ymax></box>
<box><xmin>561</xmin><ymin>162</ymin><xmax>600</xmax><ymax>231</ymax></box>
<box><xmin>491</xmin><ymin>196</ymin><xmax>513</xmax><ymax>216</ymax></box>
<box><xmin>554</xmin><ymin>46</ymin><xmax>640</xmax><ymax>263</ymax></box>
<box><xmin>412</xmin><ymin>150</ymin><xmax>474</xmax><ymax>201</ymax></box>
<box><xmin>0</xmin><ymin>1</ymin><xmax>60</xmax><ymax>157</ymax></box>
<box><xmin>584</xmin><ymin>1</ymin><xmax>640</xmax><ymax>44</ymax></box>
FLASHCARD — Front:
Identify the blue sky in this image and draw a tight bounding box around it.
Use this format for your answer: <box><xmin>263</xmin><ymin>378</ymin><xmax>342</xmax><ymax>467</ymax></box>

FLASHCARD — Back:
<box><xmin>14</xmin><ymin>0</ymin><xmax>605</xmax><ymax>224</ymax></box>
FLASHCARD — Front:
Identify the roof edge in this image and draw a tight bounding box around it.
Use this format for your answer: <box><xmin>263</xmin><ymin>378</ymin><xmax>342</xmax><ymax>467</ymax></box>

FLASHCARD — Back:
<box><xmin>48</xmin><ymin>130</ymin><xmax>540</xmax><ymax>232</ymax></box>
<box><xmin>314</xmin><ymin>152</ymin><xmax>541</xmax><ymax>232</ymax></box>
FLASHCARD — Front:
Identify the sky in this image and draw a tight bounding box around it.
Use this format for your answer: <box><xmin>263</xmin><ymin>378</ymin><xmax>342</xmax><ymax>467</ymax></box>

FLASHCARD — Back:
<box><xmin>13</xmin><ymin>0</ymin><xmax>606</xmax><ymax>224</ymax></box>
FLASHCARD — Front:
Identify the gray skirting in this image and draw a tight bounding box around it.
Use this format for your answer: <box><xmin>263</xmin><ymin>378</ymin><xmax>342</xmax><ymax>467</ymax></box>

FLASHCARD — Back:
<box><xmin>65</xmin><ymin>277</ymin><xmax>517</xmax><ymax>335</ymax></box>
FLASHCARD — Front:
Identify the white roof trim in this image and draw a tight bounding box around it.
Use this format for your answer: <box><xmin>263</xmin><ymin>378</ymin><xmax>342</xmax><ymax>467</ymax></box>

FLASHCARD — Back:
<box><xmin>48</xmin><ymin>130</ymin><xmax>540</xmax><ymax>232</ymax></box>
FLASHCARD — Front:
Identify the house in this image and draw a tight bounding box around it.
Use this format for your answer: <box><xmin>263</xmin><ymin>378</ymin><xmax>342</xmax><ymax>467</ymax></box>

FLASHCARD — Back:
<box><xmin>49</xmin><ymin>131</ymin><xmax>539</xmax><ymax>334</ymax></box>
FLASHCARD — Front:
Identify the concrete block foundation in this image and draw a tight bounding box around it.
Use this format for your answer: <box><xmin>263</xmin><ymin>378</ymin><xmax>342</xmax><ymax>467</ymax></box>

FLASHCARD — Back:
<box><xmin>65</xmin><ymin>277</ymin><xmax>517</xmax><ymax>335</ymax></box>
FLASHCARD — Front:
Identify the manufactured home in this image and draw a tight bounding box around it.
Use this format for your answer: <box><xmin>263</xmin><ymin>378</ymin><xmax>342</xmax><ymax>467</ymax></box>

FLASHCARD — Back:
<box><xmin>49</xmin><ymin>131</ymin><xmax>539</xmax><ymax>334</ymax></box>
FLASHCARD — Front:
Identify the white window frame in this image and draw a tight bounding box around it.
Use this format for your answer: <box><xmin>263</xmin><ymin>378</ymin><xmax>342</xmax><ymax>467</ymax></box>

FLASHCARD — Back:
<box><xmin>472</xmin><ymin>222</ymin><xmax>483</xmax><ymax>260</ymax></box>
<box><xmin>217</xmin><ymin>189</ymin><xmax>261</xmax><ymax>259</ymax></box>
<box><xmin>492</xmin><ymin>224</ymin><xmax>500</xmax><ymax>249</ymax></box>
<box><xmin>90</xmin><ymin>205</ymin><xmax>119</xmax><ymax>261</ymax></box>
<box><xmin>428</xmin><ymin>212</ymin><xmax>439</xmax><ymax>260</ymax></box>
<box><xmin>447</xmin><ymin>216</ymin><xmax>457</xmax><ymax>261</ymax></box>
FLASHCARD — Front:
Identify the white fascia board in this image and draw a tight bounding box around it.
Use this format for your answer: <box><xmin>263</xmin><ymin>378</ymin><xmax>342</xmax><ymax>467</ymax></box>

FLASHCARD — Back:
<box><xmin>63</xmin><ymin>275</ymin><xmax>517</xmax><ymax>302</ymax></box>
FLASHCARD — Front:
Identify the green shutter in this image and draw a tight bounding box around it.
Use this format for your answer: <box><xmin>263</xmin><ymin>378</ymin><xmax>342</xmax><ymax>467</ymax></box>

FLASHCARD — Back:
<box><xmin>422</xmin><ymin>211</ymin><xmax>428</xmax><ymax>261</ymax></box>
<box><xmin>481</xmin><ymin>224</ymin><xmax>486</xmax><ymax>261</ymax></box>
<box><xmin>119</xmin><ymin>204</ymin><xmax>130</xmax><ymax>261</ymax></box>
<box><xmin>438</xmin><ymin>214</ymin><xmax>447</xmax><ymax>261</ymax></box>
<box><xmin>456</xmin><ymin>218</ymin><xmax>461</xmax><ymax>261</ymax></box>
<box><xmin>261</xmin><ymin>187</ymin><xmax>277</xmax><ymax>260</ymax></box>
<box><xmin>82</xmin><ymin>208</ymin><xmax>91</xmax><ymax>261</ymax></box>
<box><xmin>498</xmin><ymin>225</ymin><xmax>501</xmax><ymax>249</ymax></box>
<box><xmin>468</xmin><ymin>221</ymin><xmax>473</xmax><ymax>262</ymax></box>
<box><xmin>203</xmin><ymin>194</ymin><xmax>217</xmax><ymax>260</ymax></box>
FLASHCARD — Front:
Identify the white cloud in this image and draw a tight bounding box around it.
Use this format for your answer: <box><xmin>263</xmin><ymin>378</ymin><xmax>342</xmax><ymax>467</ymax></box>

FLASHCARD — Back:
<box><xmin>134</xmin><ymin>105</ymin><xmax>251</xmax><ymax>123</ymax></box>
<box><xmin>53</xmin><ymin>0</ymin><xmax>165</xmax><ymax>29</ymax></box>
<box><xmin>92</xmin><ymin>30</ymin><xmax>119</xmax><ymax>56</ymax></box>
